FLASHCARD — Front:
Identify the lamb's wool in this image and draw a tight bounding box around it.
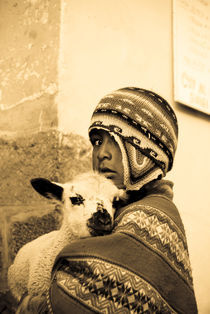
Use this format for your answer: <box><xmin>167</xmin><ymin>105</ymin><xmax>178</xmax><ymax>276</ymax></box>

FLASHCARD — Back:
<box><xmin>8</xmin><ymin>228</ymin><xmax>76</xmax><ymax>300</ymax></box>
<box><xmin>8</xmin><ymin>172</ymin><xmax>122</xmax><ymax>301</ymax></box>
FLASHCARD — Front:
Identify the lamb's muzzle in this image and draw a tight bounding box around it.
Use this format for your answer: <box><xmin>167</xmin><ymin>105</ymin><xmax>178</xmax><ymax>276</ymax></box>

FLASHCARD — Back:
<box><xmin>87</xmin><ymin>207</ymin><xmax>113</xmax><ymax>237</ymax></box>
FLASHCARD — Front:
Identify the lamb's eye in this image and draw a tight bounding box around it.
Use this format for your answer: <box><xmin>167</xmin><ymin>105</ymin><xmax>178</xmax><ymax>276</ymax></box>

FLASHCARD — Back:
<box><xmin>70</xmin><ymin>194</ymin><xmax>85</xmax><ymax>205</ymax></box>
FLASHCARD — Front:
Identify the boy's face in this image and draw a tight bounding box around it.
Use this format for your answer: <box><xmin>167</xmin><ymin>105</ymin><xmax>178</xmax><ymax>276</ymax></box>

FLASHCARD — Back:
<box><xmin>90</xmin><ymin>130</ymin><xmax>125</xmax><ymax>189</ymax></box>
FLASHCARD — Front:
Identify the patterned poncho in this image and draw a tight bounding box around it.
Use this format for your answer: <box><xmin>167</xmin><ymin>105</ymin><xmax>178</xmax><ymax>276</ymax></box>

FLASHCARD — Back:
<box><xmin>46</xmin><ymin>180</ymin><xmax>197</xmax><ymax>314</ymax></box>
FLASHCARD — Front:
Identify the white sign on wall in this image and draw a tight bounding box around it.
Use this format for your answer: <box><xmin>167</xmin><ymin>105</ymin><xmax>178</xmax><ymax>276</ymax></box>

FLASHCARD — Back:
<box><xmin>173</xmin><ymin>0</ymin><xmax>210</xmax><ymax>115</ymax></box>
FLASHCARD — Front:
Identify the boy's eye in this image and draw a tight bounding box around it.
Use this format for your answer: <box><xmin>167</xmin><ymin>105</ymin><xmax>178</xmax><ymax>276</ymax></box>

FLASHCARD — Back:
<box><xmin>94</xmin><ymin>139</ymin><xmax>101</xmax><ymax>146</ymax></box>
<box><xmin>90</xmin><ymin>137</ymin><xmax>102</xmax><ymax>146</ymax></box>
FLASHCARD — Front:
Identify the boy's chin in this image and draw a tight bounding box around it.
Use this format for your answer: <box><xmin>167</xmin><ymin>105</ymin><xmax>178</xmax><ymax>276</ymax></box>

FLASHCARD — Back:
<box><xmin>109</xmin><ymin>177</ymin><xmax>125</xmax><ymax>190</ymax></box>
<box><xmin>95</xmin><ymin>170</ymin><xmax>125</xmax><ymax>189</ymax></box>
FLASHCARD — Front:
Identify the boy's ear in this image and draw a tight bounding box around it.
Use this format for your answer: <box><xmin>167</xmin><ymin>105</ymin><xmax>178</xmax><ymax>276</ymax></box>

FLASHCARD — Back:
<box><xmin>30</xmin><ymin>178</ymin><xmax>64</xmax><ymax>201</ymax></box>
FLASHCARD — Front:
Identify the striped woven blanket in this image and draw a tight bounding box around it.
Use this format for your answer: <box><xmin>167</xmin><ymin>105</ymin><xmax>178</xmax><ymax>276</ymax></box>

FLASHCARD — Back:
<box><xmin>48</xmin><ymin>186</ymin><xmax>197</xmax><ymax>313</ymax></box>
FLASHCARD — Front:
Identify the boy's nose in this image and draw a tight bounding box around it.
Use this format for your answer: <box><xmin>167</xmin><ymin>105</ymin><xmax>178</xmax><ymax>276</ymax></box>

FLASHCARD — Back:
<box><xmin>97</xmin><ymin>142</ymin><xmax>111</xmax><ymax>161</ymax></box>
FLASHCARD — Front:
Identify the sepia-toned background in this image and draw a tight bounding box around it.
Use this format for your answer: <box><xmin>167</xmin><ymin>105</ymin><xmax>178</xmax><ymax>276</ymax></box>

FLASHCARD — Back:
<box><xmin>0</xmin><ymin>0</ymin><xmax>209</xmax><ymax>313</ymax></box>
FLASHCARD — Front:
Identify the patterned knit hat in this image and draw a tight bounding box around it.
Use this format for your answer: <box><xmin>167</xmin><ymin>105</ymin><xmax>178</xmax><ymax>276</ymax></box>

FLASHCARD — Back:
<box><xmin>89</xmin><ymin>87</ymin><xmax>178</xmax><ymax>191</ymax></box>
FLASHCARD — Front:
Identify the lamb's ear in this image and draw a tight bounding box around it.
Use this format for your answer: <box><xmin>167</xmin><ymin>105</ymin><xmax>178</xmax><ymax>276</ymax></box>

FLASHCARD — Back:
<box><xmin>30</xmin><ymin>178</ymin><xmax>63</xmax><ymax>201</ymax></box>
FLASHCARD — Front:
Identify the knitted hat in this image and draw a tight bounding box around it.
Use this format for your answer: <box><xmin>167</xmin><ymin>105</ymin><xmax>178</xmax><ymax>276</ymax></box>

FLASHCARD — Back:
<box><xmin>89</xmin><ymin>87</ymin><xmax>178</xmax><ymax>191</ymax></box>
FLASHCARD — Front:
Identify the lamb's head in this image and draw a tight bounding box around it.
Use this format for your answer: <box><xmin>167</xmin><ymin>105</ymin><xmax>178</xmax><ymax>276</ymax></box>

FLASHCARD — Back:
<box><xmin>31</xmin><ymin>172</ymin><xmax>126</xmax><ymax>238</ymax></box>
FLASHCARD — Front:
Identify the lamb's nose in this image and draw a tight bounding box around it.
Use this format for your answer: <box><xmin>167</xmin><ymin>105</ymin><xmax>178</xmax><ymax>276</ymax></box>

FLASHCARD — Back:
<box><xmin>87</xmin><ymin>208</ymin><xmax>113</xmax><ymax>236</ymax></box>
<box><xmin>97</xmin><ymin>202</ymin><xmax>104</xmax><ymax>211</ymax></box>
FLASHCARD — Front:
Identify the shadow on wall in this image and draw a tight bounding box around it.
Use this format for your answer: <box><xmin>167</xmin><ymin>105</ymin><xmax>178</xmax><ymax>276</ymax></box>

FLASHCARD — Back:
<box><xmin>175</xmin><ymin>101</ymin><xmax>210</xmax><ymax>122</ymax></box>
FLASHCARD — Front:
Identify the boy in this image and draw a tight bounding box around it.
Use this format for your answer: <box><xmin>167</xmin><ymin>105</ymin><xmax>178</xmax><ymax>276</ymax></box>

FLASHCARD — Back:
<box><xmin>18</xmin><ymin>87</ymin><xmax>198</xmax><ymax>313</ymax></box>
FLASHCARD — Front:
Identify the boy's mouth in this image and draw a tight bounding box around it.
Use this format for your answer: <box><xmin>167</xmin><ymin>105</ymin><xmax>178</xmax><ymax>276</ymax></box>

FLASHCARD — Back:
<box><xmin>99</xmin><ymin>167</ymin><xmax>116</xmax><ymax>179</ymax></box>
<box><xmin>99</xmin><ymin>167</ymin><xmax>115</xmax><ymax>173</ymax></box>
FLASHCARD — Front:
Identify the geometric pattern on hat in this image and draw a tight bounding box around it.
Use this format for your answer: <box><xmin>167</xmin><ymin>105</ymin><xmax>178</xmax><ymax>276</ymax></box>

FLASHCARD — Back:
<box><xmin>125</xmin><ymin>143</ymin><xmax>154</xmax><ymax>178</ymax></box>
<box><xmin>89</xmin><ymin>87</ymin><xmax>178</xmax><ymax>191</ymax></box>
<box><xmin>55</xmin><ymin>258</ymin><xmax>176</xmax><ymax>313</ymax></box>
<box><xmin>123</xmin><ymin>141</ymin><xmax>164</xmax><ymax>189</ymax></box>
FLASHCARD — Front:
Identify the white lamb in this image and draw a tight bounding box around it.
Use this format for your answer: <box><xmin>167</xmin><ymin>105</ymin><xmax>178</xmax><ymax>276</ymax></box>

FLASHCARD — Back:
<box><xmin>8</xmin><ymin>171</ymin><xmax>125</xmax><ymax>302</ymax></box>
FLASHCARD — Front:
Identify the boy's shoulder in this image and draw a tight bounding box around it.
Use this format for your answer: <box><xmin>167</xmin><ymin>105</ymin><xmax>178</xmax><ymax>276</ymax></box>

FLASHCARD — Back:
<box><xmin>116</xmin><ymin>179</ymin><xmax>185</xmax><ymax>234</ymax></box>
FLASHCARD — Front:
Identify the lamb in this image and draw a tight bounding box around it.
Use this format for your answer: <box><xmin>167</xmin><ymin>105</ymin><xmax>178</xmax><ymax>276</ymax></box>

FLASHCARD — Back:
<box><xmin>8</xmin><ymin>171</ymin><xmax>125</xmax><ymax>302</ymax></box>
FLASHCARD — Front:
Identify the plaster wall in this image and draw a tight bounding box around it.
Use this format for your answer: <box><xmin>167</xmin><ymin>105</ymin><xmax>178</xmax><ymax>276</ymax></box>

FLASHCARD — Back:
<box><xmin>0</xmin><ymin>0</ymin><xmax>60</xmax><ymax>135</ymax></box>
<box><xmin>57</xmin><ymin>0</ymin><xmax>172</xmax><ymax>137</ymax></box>
<box><xmin>57</xmin><ymin>0</ymin><xmax>210</xmax><ymax>313</ymax></box>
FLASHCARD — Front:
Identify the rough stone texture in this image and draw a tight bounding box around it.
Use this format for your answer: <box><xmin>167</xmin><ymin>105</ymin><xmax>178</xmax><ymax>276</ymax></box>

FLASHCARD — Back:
<box><xmin>58</xmin><ymin>132</ymin><xmax>92</xmax><ymax>183</ymax></box>
<box><xmin>0</xmin><ymin>131</ymin><xmax>60</xmax><ymax>205</ymax></box>
<box><xmin>8</xmin><ymin>207</ymin><xmax>61</xmax><ymax>260</ymax></box>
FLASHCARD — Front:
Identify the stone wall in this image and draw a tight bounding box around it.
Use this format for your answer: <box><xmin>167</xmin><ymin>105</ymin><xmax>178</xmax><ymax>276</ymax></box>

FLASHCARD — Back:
<box><xmin>0</xmin><ymin>1</ymin><xmax>92</xmax><ymax>312</ymax></box>
<box><xmin>0</xmin><ymin>0</ymin><xmax>60</xmax><ymax>294</ymax></box>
